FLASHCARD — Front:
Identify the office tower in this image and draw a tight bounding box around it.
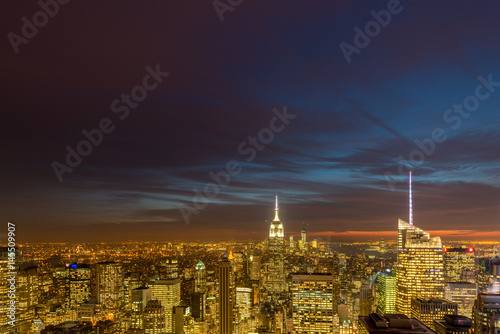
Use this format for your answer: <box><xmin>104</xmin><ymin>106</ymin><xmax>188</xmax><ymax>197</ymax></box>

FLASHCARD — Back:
<box><xmin>433</xmin><ymin>314</ymin><xmax>472</xmax><ymax>334</ymax></box>
<box><xmin>143</xmin><ymin>300</ymin><xmax>166</xmax><ymax>334</ymax></box>
<box><xmin>17</xmin><ymin>265</ymin><xmax>39</xmax><ymax>323</ymax></box>
<box><xmin>397</xmin><ymin>219</ymin><xmax>445</xmax><ymax>316</ymax></box>
<box><xmin>377</xmin><ymin>272</ymin><xmax>396</xmax><ymax>316</ymax></box>
<box><xmin>236</xmin><ymin>286</ymin><xmax>252</xmax><ymax>320</ymax></box>
<box><xmin>379</xmin><ymin>239</ymin><xmax>386</xmax><ymax>253</ymax></box>
<box><xmin>195</xmin><ymin>261</ymin><xmax>206</xmax><ymax>294</ymax></box>
<box><xmin>290</xmin><ymin>235</ymin><xmax>295</xmax><ymax>249</ymax></box>
<box><xmin>478</xmin><ymin>257</ymin><xmax>500</xmax><ymax>293</ymax></box>
<box><xmin>173</xmin><ymin>306</ymin><xmax>184</xmax><ymax>334</ymax></box>
<box><xmin>160</xmin><ymin>259</ymin><xmax>179</xmax><ymax>279</ymax></box>
<box><xmin>444</xmin><ymin>282</ymin><xmax>477</xmax><ymax>318</ymax></box>
<box><xmin>124</xmin><ymin>272</ymin><xmax>143</xmax><ymax>313</ymax></box>
<box><xmin>217</xmin><ymin>257</ymin><xmax>234</xmax><ymax>334</ymax></box>
<box><xmin>173</xmin><ymin>305</ymin><xmax>195</xmax><ymax>334</ymax></box>
<box><xmin>301</xmin><ymin>229</ymin><xmax>307</xmax><ymax>253</ymax></box>
<box><xmin>191</xmin><ymin>292</ymin><xmax>205</xmax><ymax>321</ymax></box>
<box><xmin>358</xmin><ymin>313</ymin><xmax>435</xmax><ymax>333</ymax></box>
<box><xmin>411</xmin><ymin>298</ymin><xmax>457</xmax><ymax>329</ymax></box>
<box><xmin>149</xmin><ymin>278</ymin><xmax>181</xmax><ymax>333</ymax></box>
<box><xmin>396</xmin><ymin>173</ymin><xmax>445</xmax><ymax>316</ymax></box>
<box><xmin>443</xmin><ymin>247</ymin><xmax>476</xmax><ymax>282</ymax></box>
<box><xmin>266</xmin><ymin>195</ymin><xmax>286</xmax><ymax>293</ymax></box>
<box><xmin>0</xmin><ymin>247</ymin><xmax>15</xmax><ymax>333</ymax></box>
<box><xmin>131</xmin><ymin>287</ymin><xmax>152</xmax><ymax>329</ymax></box>
<box><xmin>292</xmin><ymin>273</ymin><xmax>335</xmax><ymax>333</ymax></box>
<box><xmin>233</xmin><ymin>252</ymin><xmax>246</xmax><ymax>280</ymax></box>
<box><xmin>249</xmin><ymin>255</ymin><xmax>261</xmax><ymax>281</ymax></box>
<box><xmin>472</xmin><ymin>292</ymin><xmax>500</xmax><ymax>333</ymax></box>
<box><xmin>65</xmin><ymin>264</ymin><xmax>91</xmax><ymax>310</ymax></box>
<box><xmin>96</xmin><ymin>262</ymin><xmax>124</xmax><ymax>317</ymax></box>
<box><xmin>360</xmin><ymin>283</ymin><xmax>374</xmax><ymax>316</ymax></box>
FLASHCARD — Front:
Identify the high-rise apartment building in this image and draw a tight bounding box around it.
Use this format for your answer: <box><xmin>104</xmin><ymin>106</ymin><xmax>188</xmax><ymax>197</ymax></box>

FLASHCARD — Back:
<box><xmin>266</xmin><ymin>195</ymin><xmax>286</xmax><ymax>293</ymax></box>
<box><xmin>292</xmin><ymin>273</ymin><xmax>335</xmax><ymax>333</ymax></box>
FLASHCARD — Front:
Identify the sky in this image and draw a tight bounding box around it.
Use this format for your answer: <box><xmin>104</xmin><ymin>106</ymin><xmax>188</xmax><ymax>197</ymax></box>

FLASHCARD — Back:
<box><xmin>1</xmin><ymin>1</ymin><xmax>500</xmax><ymax>243</ymax></box>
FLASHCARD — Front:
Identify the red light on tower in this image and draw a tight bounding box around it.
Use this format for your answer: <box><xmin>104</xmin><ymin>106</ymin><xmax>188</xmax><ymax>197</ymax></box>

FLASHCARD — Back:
<box><xmin>468</xmin><ymin>247</ymin><xmax>474</xmax><ymax>252</ymax></box>
<box><xmin>444</xmin><ymin>248</ymin><xmax>448</xmax><ymax>252</ymax></box>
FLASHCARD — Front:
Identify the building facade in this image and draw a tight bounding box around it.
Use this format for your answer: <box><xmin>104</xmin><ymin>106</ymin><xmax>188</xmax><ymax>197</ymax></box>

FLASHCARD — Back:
<box><xmin>396</xmin><ymin>218</ymin><xmax>445</xmax><ymax>317</ymax></box>
<box><xmin>292</xmin><ymin>273</ymin><xmax>335</xmax><ymax>333</ymax></box>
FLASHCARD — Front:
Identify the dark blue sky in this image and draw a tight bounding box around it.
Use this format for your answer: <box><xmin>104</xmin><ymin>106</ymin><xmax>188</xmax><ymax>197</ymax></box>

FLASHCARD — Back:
<box><xmin>1</xmin><ymin>1</ymin><xmax>499</xmax><ymax>242</ymax></box>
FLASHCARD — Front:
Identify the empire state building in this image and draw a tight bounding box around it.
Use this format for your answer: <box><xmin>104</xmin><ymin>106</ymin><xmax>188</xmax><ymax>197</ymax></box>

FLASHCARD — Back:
<box><xmin>266</xmin><ymin>195</ymin><xmax>287</xmax><ymax>293</ymax></box>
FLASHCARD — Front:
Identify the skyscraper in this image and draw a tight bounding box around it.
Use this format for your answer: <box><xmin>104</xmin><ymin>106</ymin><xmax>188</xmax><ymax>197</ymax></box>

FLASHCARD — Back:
<box><xmin>472</xmin><ymin>292</ymin><xmax>500</xmax><ymax>334</ymax></box>
<box><xmin>194</xmin><ymin>261</ymin><xmax>206</xmax><ymax>294</ymax></box>
<box><xmin>217</xmin><ymin>257</ymin><xmax>234</xmax><ymax>334</ymax></box>
<box><xmin>292</xmin><ymin>273</ymin><xmax>335</xmax><ymax>333</ymax></box>
<box><xmin>0</xmin><ymin>248</ymin><xmax>13</xmax><ymax>333</ymax></box>
<box><xmin>143</xmin><ymin>299</ymin><xmax>166</xmax><ymax>334</ymax></box>
<box><xmin>443</xmin><ymin>247</ymin><xmax>476</xmax><ymax>283</ymax></box>
<box><xmin>301</xmin><ymin>229</ymin><xmax>307</xmax><ymax>253</ymax></box>
<box><xmin>396</xmin><ymin>173</ymin><xmax>445</xmax><ymax>317</ymax></box>
<box><xmin>249</xmin><ymin>254</ymin><xmax>261</xmax><ymax>281</ymax></box>
<box><xmin>444</xmin><ymin>282</ymin><xmax>477</xmax><ymax>318</ymax></box>
<box><xmin>376</xmin><ymin>272</ymin><xmax>396</xmax><ymax>316</ymax></box>
<box><xmin>266</xmin><ymin>195</ymin><xmax>286</xmax><ymax>293</ymax></box>
<box><xmin>65</xmin><ymin>264</ymin><xmax>91</xmax><ymax>310</ymax></box>
<box><xmin>149</xmin><ymin>278</ymin><xmax>181</xmax><ymax>333</ymax></box>
<box><xmin>131</xmin><ymin>287</ymin><xmax>152</xmax><ymax>329</ymax></box>
<box><xmin>96</xmin><ymin>261</ymin><xmax>124</xmax><ymax>318</ymax></box>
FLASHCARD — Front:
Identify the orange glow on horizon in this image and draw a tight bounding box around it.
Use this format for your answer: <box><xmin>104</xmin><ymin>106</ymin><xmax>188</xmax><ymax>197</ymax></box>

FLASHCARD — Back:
<box><xmin>308</xmin><ymin>230</ymin><xmax>500</xmax><ymax>241</ymax></box>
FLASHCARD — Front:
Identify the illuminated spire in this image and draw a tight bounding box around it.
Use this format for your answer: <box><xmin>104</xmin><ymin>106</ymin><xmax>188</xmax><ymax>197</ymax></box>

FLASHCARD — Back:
<box><xmin>273</xmin><ymin>193</ymin><xmax>280</xmax><ymax>221</ymax></box>
<box><xmin>409</xmin><ymin>171</ymin><xmax>413</xmax><ymax>226</ymax></box>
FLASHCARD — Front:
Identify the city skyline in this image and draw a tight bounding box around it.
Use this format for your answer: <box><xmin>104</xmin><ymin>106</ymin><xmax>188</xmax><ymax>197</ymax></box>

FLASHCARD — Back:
<box><xmin>2</xmin><ymin>1</ymin><xmax>500</xmax><ymax>244</ymax></box>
